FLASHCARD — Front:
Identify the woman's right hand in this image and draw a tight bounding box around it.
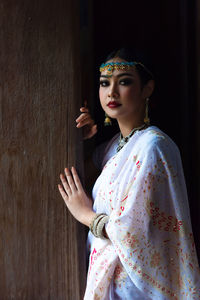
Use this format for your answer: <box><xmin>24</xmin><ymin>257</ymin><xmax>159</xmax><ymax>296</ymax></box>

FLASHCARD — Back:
<box><xmin>76</xmin><ymin>104</ymin><xmax>97</xmax><ymax>140</ymax></box>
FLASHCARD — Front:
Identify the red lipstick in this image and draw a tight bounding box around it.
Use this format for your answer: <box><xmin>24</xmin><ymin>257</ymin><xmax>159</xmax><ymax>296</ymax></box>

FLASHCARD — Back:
<box><xmin>107</xmin><ymin>101</ymin><xmax>121</xmax><ymax>108</ymax></box>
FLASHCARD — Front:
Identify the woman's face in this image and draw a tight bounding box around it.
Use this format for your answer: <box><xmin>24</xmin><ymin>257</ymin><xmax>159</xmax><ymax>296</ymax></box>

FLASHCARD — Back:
<box><xmin>99</xmin><ymin>58</ymin><xmax>148</xmax><ymax>124</ymax></box>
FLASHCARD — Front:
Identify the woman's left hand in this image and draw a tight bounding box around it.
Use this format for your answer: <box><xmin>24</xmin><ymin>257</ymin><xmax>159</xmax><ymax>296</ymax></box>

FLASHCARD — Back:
<box><xmin>58</xmin><ymin>167</ymin><xmax>96</xmax><ymax>226</ymax></box>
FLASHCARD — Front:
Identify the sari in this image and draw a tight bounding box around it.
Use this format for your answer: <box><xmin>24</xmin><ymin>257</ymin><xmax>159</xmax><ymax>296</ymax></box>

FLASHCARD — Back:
<box><xmin>84</xmin><ymin>126</ymin><xmax>200</xmax><ymax>300</ymax></box>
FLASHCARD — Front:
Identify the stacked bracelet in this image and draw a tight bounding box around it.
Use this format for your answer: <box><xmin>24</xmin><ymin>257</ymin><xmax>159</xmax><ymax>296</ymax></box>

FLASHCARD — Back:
<box><xmin>89</xmin><ymin>213</ymin><xmax>109</xmax><ymax>239</ymax></box>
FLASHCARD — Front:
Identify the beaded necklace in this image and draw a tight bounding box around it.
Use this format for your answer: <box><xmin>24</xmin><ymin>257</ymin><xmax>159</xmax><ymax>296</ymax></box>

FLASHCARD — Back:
<box><xmin>117</xmin><ymin>124</ymin><xmax>147</xmax><ymax>152</ymax></box>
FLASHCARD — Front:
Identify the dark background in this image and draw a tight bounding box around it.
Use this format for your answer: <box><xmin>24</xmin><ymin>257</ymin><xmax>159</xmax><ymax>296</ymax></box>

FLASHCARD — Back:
<box><xmin>92</xmin><ymin>1</ymin><xmax>196</xmax><ymax>148</ymax></box>
<box><xmin>85</xmin><ymin>0</ymin><xmax>199</xmax><ymax>258</ymax></box>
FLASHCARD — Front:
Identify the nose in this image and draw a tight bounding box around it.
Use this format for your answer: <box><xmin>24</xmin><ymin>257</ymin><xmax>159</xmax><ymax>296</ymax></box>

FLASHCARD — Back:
<box><xmin>108</xmin><ymin>82</ymin><xmax>119</xmax><ymax>98</ymax></box>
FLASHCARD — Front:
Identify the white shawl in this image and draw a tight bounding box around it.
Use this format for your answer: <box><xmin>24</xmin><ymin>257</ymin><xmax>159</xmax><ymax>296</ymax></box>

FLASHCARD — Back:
<box><xmin>84</xmin><ymin>126</ymin><xmax>200</xmax><ymax>300</ymax></box>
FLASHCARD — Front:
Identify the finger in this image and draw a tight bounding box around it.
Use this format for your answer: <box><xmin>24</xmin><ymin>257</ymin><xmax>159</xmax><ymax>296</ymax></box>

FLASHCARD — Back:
<box><xmin>64</xmin><ymin>168</ymin><xmax>77</xmax><ymax>193</ymax></box>
<box><xmin>60</xmin><ymin>174</ymin><xmax>72</xmax><ymax>196</ymax></box>
<box><xmin>76</xmin><ymin>112</ymin><xmax>90</xmax><ymax>123</ymax></box>
<box><xmin>91</xmin><ymin>124</ymin><xmax>98</xmax><ymax>135</ymax></box>
<box><xmin>58</xmin><ymin>184</ymin><xmax>68</xmax><ymax>203</ymax></box>
<box><xmin>80</xmin><ymin>107</ymin><xmax>89</xmax><ymax>113</ymax></box>
<box><xmin>77</xmin><ymin>116</ymin><xmax>94</xmax><ymax>128</ymax></box>
<box><xmin>71</xmin><ymin>167</ymin><xmax>83</xmax><ymax>191</ymax></box>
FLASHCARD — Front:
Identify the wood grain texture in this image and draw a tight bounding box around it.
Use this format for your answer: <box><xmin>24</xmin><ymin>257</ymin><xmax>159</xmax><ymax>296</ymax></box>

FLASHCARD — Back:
<box><xmin>0</xmin><ymin>1</ymin><xmax>86</xmax><ymax>299</ymax></box>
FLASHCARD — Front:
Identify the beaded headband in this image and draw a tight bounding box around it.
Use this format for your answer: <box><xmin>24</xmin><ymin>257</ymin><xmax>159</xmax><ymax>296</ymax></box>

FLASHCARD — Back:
<box><xmin>100</xmin><ymin>61</ymin><xmax>139</xmax><ymax>75</ymax></box>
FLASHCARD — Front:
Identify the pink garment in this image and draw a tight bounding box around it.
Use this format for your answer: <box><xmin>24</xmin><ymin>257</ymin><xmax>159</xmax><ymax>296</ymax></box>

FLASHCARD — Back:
<box><xmin>84</xmin><ymin>126</ymin><xmax>200</xmax><ymax>300</ymax></box>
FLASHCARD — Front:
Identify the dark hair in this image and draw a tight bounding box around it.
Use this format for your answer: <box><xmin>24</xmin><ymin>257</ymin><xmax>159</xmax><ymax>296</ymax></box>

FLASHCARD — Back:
<box><xmin>103</xmin><ymin>47</ymin><xmax>154</xmax><ymax>88</ymax></box>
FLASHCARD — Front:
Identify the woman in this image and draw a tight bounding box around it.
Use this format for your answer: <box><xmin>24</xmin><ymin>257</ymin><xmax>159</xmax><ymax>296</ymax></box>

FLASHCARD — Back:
<box><xmin>58</xmin><ymin>48</ymin><xmax>200</xmax><ymax>299</ymax></box>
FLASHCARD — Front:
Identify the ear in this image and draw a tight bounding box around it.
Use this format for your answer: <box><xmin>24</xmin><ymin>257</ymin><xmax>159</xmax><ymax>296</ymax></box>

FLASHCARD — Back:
<box><xmin>142</xmin><ymin>80</ymin><xmax>155</xmax><ymax>99</ymax></box>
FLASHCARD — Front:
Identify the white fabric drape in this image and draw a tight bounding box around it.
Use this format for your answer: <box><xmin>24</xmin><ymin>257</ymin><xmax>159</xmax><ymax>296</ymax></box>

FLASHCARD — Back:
<box><xmin>84</xmin><ymin>126</ymin><xmax>200</xmax><ymax>300</ymax></box>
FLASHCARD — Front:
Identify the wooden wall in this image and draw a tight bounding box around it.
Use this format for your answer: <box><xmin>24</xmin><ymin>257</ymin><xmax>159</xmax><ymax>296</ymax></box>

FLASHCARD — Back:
<box><xmin>0</xmin><ymin>1</ymin><xmax>86</xmax><ymax>299</ymax></box>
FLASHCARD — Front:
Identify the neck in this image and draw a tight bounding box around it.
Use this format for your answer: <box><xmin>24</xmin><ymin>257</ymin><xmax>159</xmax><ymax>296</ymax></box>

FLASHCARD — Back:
<box><xmin>117</xmin><ymin>117</ymin><xmax>145</xmax><ymax>137</ymax></box>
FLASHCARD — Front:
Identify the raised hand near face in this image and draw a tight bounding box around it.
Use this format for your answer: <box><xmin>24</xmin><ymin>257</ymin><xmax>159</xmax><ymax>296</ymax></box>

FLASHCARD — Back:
<box><xmin>75</xmin><ymin>102</ymin><xmax>97</xmax><ymax>140</ymax></box>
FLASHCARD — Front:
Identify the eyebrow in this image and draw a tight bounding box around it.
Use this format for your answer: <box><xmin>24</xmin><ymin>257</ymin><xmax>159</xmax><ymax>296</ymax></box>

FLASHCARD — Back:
<box><xmin>100</xmin><ymin>72</ymin><xmax>134</xmax><ymax>78</ymax></box>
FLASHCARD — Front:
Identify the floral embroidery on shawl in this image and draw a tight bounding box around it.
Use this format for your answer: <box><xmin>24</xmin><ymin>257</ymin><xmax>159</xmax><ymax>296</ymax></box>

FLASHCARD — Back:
<box><xmin>113</xmin><ymin>262</ymin><xmax>129</xmax><ymax>288</ymax></box>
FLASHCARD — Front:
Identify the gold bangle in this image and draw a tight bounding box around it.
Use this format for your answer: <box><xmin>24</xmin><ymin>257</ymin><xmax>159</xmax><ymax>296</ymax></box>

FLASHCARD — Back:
<box><xmin>89</xmin><ymin>213</ymin><xmax>105</xmax><ymax>235</ymax></box>
<box><xmin>89</xmin><ymin>213</ymin><xmax>109</xmax><ymax>239</ymax></box>
<box><xmin>96</xmin><ymin>216</ymin><xmax>109</xmax><ymax>239</ymax></box>
<box><xmin>93</xmin><ymin>214</ymin><xmax>106</xmax><ymax>237</ymax></box>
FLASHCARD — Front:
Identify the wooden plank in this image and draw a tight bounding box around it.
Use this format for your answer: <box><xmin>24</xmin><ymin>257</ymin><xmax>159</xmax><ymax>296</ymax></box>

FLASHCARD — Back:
<box><xmin>0</xmin><ymin>1</ymin><xmax>86</xmax><ymax>299</ymax></box>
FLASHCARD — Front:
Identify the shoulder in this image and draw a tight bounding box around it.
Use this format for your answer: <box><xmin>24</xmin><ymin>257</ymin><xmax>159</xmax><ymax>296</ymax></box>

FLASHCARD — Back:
<box><xmin>139</xmin><ymin>126</ymin><xmax>179</xmax><ymax>153</ymax></box>
<box><xmin>135</xmin><ymin>126</ymin><xmax>181</xmax><ymax>165</ymax></box>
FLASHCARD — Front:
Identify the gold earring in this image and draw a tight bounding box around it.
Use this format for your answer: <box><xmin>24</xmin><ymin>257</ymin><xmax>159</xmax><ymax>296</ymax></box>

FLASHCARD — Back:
<box><xmin>144</xmin><ymin>98</ymin><xmax>150</xmax><ymax>125</ymax></box>
<box><xmin>104</xmin><ymin>113</ymin><xmax>112</xmax><ymax>126</ymax></box>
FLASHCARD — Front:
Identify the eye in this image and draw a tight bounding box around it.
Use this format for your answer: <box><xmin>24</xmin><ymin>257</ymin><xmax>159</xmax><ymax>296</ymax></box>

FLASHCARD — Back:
<box><xmin>119</xmin><ymin>78</ymin><xmax>133</xmax><ymax>85</ymax></box>
<box><xmin>99</xmin><ymin>80</ymin><xmax>109</xmax><ymax>87</ymax></box>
